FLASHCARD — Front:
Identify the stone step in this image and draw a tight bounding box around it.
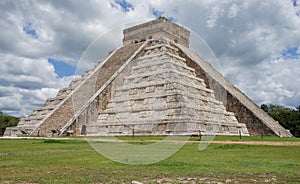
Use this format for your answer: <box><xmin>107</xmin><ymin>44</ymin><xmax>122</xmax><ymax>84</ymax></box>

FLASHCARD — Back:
<box><xmin>15</xmin><ymin>119</ymin><xmax>26</xmax><ymax>126</ymax></box>
<box><xmin>81</xmin><ymin>69</ymin><xmax>94</xmax><ymax>78</ymax></box>
<box><xmin>4</xmin><ymin>42</ymin><xmax>146</xmax><ymax>137</ymax></box>
<box><xmin>90</xmin><ymin>40</ymin><xmax>245</xmax><ymax>137</ymax></box>
<box><xmin>70</xmin><ymin>77</ymin><xmax>84</xmax><ymax>87</ymax></box>
<box><xmin>56</xmin><ymin>87</ymin><xmax>74</xmax><ymax>96</ymax></box>
<box><xmin>2</xmin><ymin>127</ymin><xmax>19</xmax><ymax>137</ymax></box>
<box><xmin>99</xmin><ymin>103</ymin><xmax>233</xmax><ymax>120</ymax></box>
<box><xmin>115</xmin><ymin>80</ymin><xmax>211</xmax><ymax>95</ymax></box>
<box><xmin>104</xmin><ymin>104</ymin><xmax>224</xmax><ymax>115</ymax></box>
<box><xmin>111</xmin><ymin>90</ymin><xmax>221</xmax><ymax>106</ymax></box>
<box><xmin>144</xmin><ymin>43</ymin><xmax>179</xmax><ymax>52</ymax></box>
<box><xmin>137</xmin><ymin>52</ymin><xmax>186</xmax><ymax>66</ymax></box>
<box><xmin>32</xmin><ymin>110</ymin><xmax>50</xmax><ymax>116</ymax></box>
<box><xmin>135</xmin><ymin>78</ymin><xmax>206</xmax><ymax>91</ymax></box>
<box><xmin>123</xmin><ymin>68</ymin><xmax>205</xmax><ymax>86</ymax></box>
<box><xmin>88</xmin><ymin>120</ymin><xmax>249</xmax><ymax>136</ymax></box>
<box><xmin>132</xmin><ymin>58</ymin><xmax>195</xmax><ymax>75</ymax></box>
<box><xmin>35</xmin><ymin>106</ymin><xmax>55</xmax><ymax>112</ymax></box>
<box><xmin>27</xmin><ymin>42</ymin><xmax>146</xmax><ymax>136</ymax></box>
<box><xmin>98</xmin><ymin>113</ymin><xmax>226</xmax><ymax>122</ymax></box>
<box><xmin>92</xmin><ymin>118</ymin><xmax>247</xmax><ymax>128</ymax></box>
<box><xmin>24</xmin><ymin>115</ymin><xmax>44</xmax><ymax>121</ymax></box>
<box><xmin>44</xmin><ymin>96</ymin><xmax>66</xmax><ymax>106</ymax></box>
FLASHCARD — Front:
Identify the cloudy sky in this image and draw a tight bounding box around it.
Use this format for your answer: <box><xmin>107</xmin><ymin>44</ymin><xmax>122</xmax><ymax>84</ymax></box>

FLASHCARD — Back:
<box><xmin>0</xmin><ymin>0</ymin><xmax>299</xmax><ymax>117</ymax></box>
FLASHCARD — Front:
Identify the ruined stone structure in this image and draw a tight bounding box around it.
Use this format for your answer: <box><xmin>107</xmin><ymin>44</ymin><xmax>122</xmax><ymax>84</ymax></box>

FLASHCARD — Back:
<box><xmin>4</xmin><ymin>17</ymin><xmax>293</xmax><ymax>137</ymax></box>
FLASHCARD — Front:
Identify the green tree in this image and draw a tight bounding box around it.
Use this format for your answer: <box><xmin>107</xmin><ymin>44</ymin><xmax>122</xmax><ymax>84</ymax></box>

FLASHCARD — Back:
<box><xmin>0</xmin><ymin>110</ymin><xmax>19</xmax><ymax>136</ymax></box>
<box><xmin>261</xmin><ymin>104</ymin><xmax>300</xmax><ymax>137</ymax></box>
<box><xmin>260</xmin><ymin>104</ymin><xmax>269</xmax><ymax>113</ymax></box>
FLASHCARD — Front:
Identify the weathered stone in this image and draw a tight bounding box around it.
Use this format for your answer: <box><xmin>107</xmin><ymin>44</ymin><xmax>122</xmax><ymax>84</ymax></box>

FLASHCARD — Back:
<box><xmin>3</xmin><ymin>17</ymin><xmax>292</xmax><ymax>137</ymax></box>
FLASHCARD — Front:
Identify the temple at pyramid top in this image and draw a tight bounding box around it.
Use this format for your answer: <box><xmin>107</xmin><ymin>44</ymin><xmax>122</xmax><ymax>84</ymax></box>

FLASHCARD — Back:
<box><xmin>123</xmin><ymin>17</ymin><xmax>190</xmax><ymax>47</ymax></box>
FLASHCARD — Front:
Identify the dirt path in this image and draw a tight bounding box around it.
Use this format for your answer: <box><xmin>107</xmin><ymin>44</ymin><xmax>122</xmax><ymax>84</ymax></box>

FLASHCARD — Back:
<box><xmin>80</xmin><ymin>137</ymin><xmax>300</xmax><ymax>146</ymax></box>
<box><xmin>80</xmin><ymin>138</ymin><xmax>300</xmax><ymax>146</ymax></box>
<box><xmin>210</xmin><ymin>140</ymin><xmax>300</xmax><ymax>146</ymax></box>
<box><xmin>2</xmin><ymin>136</ymin><xmax>300</xmax><ymax>146</ymax></box>
<box><xmin>84</xmin><ymin>138</ymin><xmax>300</xmax><ymax>146</ymax></box>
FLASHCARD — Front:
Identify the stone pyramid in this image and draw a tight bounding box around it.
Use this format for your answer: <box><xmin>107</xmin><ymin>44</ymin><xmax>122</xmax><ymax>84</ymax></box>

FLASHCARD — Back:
<box><xmin>4</xmin><ymin>17</ymin><xmax>293</xmax><ymax>137</ymax></box>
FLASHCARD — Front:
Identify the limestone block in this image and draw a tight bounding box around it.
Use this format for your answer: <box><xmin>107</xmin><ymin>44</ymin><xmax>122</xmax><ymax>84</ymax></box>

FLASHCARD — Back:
<box><xmin>107</xmin><ymin>114</ymin><xmax>117</xmax><ymax>122</ymax></box>
<box><xmin>115</xmin><ymin>112</ymin><xmax>131</xmax><ymax>119</ymax></box>
<box><xmin>98</xmin><ymin>113</ymin><xmax>109</xmax><ymax>120</ymax></box>
<box><xmin>129</xmin><ymin>89</ymin><xmax>138</xmax><ymax>95</ymax></box>
<box><xmin>228</xmin><ymin>126</ymin><xmax>239</xmax><ymax>134</ymax></box>
<box><xmin>241</xmin><ymin>127</ymin><xmax>249</xmax><ymax>134</ymax></box>
<box><xmin>153</xmin><ymin>123</ymin><xmax>167</xmax><ymax>132</ymax></box>
<box><xmin>109</xmin><ymin>125</ymin><xmax>124</xmax><ymax>133</ymax></box>
<box><xmin>145</xmin><ymin>86</ymin><xmax>156</xmax><ymax>93</ymax></box>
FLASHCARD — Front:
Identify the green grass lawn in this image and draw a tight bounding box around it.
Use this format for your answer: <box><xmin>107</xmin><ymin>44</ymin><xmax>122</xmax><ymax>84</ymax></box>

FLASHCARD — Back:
<box><xmin>0</xmin><ymin>138</ymin><xmax>299</xmax><ymax>183</ymax></box>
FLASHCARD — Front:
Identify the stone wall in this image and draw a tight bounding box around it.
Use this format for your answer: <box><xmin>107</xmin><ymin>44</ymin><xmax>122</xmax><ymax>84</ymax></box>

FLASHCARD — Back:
<box><xmin>123</xmin><ymin>17</ymin><xmax>190</xmax><ymax>47</ymax></box>
<box><xmin>226</xmin><ymin>93</ymin><xmax>275</xmax><ymax>136</ymax></box>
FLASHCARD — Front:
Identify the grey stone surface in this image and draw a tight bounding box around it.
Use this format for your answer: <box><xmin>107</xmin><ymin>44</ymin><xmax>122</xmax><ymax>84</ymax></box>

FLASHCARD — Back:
<box><xmin>4</xmin><ymin>17</ymin><xmax>292</xmax><ymax>137</ymax></box>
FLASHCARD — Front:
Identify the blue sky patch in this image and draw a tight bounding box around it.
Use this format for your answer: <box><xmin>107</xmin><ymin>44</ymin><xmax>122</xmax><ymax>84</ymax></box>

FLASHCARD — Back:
<box><xmin>152</xmin><ymin>8</ymin><xmax>164</xmax><ymax>18</ymax></box>
<box><xmin>114</xmin><ymin>0</ymin><xmax>134</xmax><ymax>12</ymax></box>
<box><xmin>292</xmin><ymin>0</ymin><xmax>298</xmax><ymax>7</ymax></box>
<box><xmin>48</xmin><ymin>58</ymin><xmax>76</xmax><ymax>78</ymax></box>
<box><xmin>23</xmin><ymin>23</ymin><xmax>38</xmax><ymax>39</ymax></box>
<box><xmin>151</xmin><ymin>8</ymin><xmax>177</xmax><ymax>22</ymax></box>
<box><xmin>281</xmin><ymin>47</ymin><xmax>300</xmax><ymax>60</ymax></box>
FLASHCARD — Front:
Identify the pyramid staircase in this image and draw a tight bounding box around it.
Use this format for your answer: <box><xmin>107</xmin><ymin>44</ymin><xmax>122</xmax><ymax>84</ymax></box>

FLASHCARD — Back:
<box><xmin>4</xmin><ymin>42</ymin><xmax>144</xmax><ymax>137</ymax></box>
<box><xmin>3</xmin><ymin>68</ymin><xmax>93</xmax><ymax>137</ymax></box>
<box><xmin>88</xmin><ymin>39</ymin><xmax>249</xmax><ymax>136</ymax></box>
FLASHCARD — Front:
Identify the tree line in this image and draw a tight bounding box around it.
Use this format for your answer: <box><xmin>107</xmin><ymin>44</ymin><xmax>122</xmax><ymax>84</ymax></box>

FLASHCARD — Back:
<box><xmin>0</xmin><ymin>111</ymin><xmax>19</xmax><ymax>136</ymax></box>
<box><xmin>261</xmin><ymin>104</ymin><xmax>300</xmax><ymax>137</ymax></box>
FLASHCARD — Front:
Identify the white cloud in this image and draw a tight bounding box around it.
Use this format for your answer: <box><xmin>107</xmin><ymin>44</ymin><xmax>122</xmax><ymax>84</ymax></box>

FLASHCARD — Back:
<box><xmin>228</xmin><ymin>4</ymin><xmax>239</xmax><ymax>18</ymax></box>
<box><xmin>0</xmin><ymin>53</ymin><xmax>75</xmax><ymax>116</ymax></box>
